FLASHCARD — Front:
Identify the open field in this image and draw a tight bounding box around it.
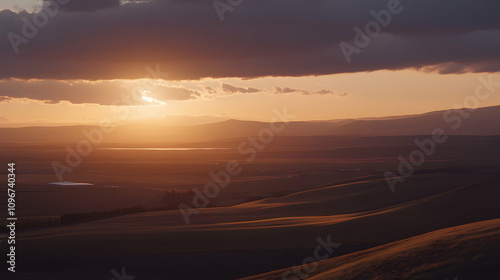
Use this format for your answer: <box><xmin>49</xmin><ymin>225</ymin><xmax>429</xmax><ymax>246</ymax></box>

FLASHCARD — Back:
<box><xmin>1</xmin><ymin>134</ymin><xmax>499</xmax><ymax>279</ymax></box>
<box><xmin>2</xmin><ymin>135</ymin><xmax>500</xmax><ymax>218</ymax></box>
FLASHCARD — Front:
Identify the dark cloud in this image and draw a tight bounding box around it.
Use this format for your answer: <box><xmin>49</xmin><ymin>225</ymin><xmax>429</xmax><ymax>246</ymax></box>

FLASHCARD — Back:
<box><xmin>221</xmin><ymin>83</ymin><xmax>261</xmax><ymax>94</ymax></box>
<box><xmin>0</xmin><ymin>0</ymin><xmax>499</xmax><ymax>80</ymax></box>
<box><xmin>275</xmin><ymin>87</ymin><xmax>300</xmax><ymax>94</ymax></box>
<box><xmin>313</xmin><ymin>89</ymin><xmax>335</xmax><ymax>95</ymax></box>
<box><xmin>0</xmin><ymin>79</ymin><xmax>201</xmax><ymax>105</ymax></box>
<box><xmin>45</xmin><ymin>0</ymin><xmax>121</xmax><ymax>12</ymax></box>
<box><xmin>204</xmin><ymin>86</ymin><xmax>217</xmax><ymax>95</ymax></box>
<box><xmin>147</xmin><ymin>86</ymin><xmax>201</xmax><ymax>101</ymax></box>
<box><xmin>0</xmin><ymin>96</ymin><xmax>11</xmax><ymax>102</ymax></box>
<box><xmin>0</xmin><ymin>116</ymin><xmax>9</xmax><ymax>122</ymax></box>
<box><xmin>274</xmin><ymin>87</ymin><xmax>348</xmax><ymax>96</ymax></box>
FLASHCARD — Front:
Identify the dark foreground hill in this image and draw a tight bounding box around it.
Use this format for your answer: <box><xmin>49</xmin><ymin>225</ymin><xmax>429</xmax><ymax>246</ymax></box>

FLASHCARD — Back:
<box><xmin>241</xmin><ymin>218</ymin><xmax>500</xmax><ymax>280</ymax></box>
<box><xmin>5</xmin><ymin>171</ymin><xmax>499</xmax><ymax>279</ymax></box>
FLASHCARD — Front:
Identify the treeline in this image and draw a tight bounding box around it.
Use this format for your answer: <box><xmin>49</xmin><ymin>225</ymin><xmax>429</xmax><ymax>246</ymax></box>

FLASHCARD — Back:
<box><xmin>159</xmin><ymin>190</ymin><xmax>216</xmax><ymax>208</ymax></box>
<box><xmin>61</xmin><ymin>206</ymin><xmax>147</xmax><ymax>224</ymax></box>
<box><xmin>243</xmin><ymin>192</ymin><xmax>287</xmax><ymax>203</ymax></box>
<box><xmin>60</xmin><ymin>189</ymin><xmax>216</xmax><ymax>225</ymax></box>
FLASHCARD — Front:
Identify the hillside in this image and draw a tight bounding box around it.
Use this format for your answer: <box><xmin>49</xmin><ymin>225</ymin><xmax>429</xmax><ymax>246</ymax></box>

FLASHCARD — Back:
<box><xmin>241</xmin><ymin>218</ymin><xmax>500</xmax><ymax>280</ymax></box>
<box><xmin>1</xmin><ymin>105</ymin><xmax>500</xmax><ymax>144</ymax></box>
<box><xmin>330</xmin><ymin>105</ymin><xmax>500</xmax><ymax>136</ymax></box>
<box><xmin>9</xmin><ymin>171</ymin><xmax>500</xmax><ymax>279</ymax></box>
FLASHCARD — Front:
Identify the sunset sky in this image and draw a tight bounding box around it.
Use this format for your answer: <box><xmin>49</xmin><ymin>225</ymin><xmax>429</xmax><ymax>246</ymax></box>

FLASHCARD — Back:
<box><xmin>1</xmin><ymin>0</ymin><xmax>499</xmax><ymax>126</ymax></box>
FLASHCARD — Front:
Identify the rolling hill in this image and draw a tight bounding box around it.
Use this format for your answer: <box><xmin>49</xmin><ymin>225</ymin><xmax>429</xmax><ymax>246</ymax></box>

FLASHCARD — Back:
<box><xmin>241</xmin><ymin>218</ymin><xmax>500</xmax><ymax>280</ymax></box>
<box><xmin>9</xmin><ymin>170</ymin><xmax>500</xmax><ymax>279</ymax></box>
<box><xmin>1</xmin><ymin>105</ymin><xmax>500</xmax><ymax>144</ymax></box>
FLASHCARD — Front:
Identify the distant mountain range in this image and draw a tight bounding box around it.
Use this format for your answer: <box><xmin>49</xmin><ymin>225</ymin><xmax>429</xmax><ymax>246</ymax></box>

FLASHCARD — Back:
<box><xmin>1</xmin><ymin>105</ymin><xmax>499</xmax><ymax>143</ymax></box>
<box><xmin>330</xmin><ymin>105</ymin><xmax>500</xmax><ymax>136</ymax></box>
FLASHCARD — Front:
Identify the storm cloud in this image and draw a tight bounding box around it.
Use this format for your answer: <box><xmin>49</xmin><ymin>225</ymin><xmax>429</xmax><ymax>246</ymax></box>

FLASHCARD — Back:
<box><xmin>49</xmin><ymin>0</ymin><xmax>122</xmax><ymax>12</ymax></box>
<box><xmin>0</xmin><ymin>79</ymin><xmax>202</xmax><ymax>105</ymax></box>
<box><xmin>0</xmin><ymin>0</ymin><xmax>499</xmax><ymax>80</ymax></box>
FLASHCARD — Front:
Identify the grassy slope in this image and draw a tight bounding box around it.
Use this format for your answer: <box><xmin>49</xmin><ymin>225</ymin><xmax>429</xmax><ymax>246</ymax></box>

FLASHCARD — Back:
<box><xmin>5</xmin><ymin>172</ymin><xmax>498</xmax><ymax>280</ymax></box>
<box><xmin>241</xmin><ymin>218</ymin><xmax>500</xmax><ymax>280</ymax></box>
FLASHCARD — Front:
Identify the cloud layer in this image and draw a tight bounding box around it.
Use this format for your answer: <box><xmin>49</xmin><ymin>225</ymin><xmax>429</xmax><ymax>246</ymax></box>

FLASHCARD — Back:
<box><xmin>0</xmin><ymin>79</ymin><xmax>201</xmax><ymax>105</ymax></box>
<box><xmin>221</xmin><ymin>83</ymin><xmax>261</xmax><ymax>94</ymax></box>
<box><xmin>0</xmin><ymin>0</ymin><xmax>498</xmax><ymax>80</ymax></box>
<box><xmin>274</xmin><ymin>86</ymin><xmax>347</xmax><ymax>96</ymax></box>
<box><xmin>0</xmin><ymin>79</ymin><xmax>346</xmax><ymax>105</ymax></box>
<box><xmin>58</xmin><ymin>0</ymin><xmax>121</xmax><ymax>12</ymax></box>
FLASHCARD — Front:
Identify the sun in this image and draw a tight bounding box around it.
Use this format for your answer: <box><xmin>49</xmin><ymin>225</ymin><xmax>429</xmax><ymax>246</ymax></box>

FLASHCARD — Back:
<box><xmin>140</xmin><ymin>91</ymin><xmax>167</xmax><ymax>105</ymax></box>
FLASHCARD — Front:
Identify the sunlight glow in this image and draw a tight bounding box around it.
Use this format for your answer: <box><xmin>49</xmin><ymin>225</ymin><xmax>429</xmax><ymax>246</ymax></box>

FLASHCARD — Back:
<box><xmin>140</xmin><ymin>91</ymin><xmax>167</xmax><ymax>105</ymax></box>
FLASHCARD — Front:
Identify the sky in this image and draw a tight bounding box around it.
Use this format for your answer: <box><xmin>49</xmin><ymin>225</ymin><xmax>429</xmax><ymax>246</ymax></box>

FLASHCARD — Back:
<box><xmin>0</xmin><ymin>0</ymin><xmax>499</xmax><ymax>126</ymax></box>
<box><xmin>0</xmin><ymin>0</ymin><xmax>41</xmax><ymax>12</ymax></box>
